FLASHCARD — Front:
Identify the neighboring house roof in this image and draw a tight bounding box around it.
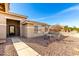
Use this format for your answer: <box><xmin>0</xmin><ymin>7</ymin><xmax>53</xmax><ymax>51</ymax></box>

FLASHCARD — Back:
<box><xmin>49</xmin><ymin>24</ymin><xmax>64</xmax><ymax>32</ymax></box>
<box><xmin>22</xmin><ymin>20</ymin><xmax>49</xmax><ymax>26</ymax></box>
<box><xmin>50</xmin><ymin>25</ymin><xmax>64</xmax><ymax>29</ymax></box>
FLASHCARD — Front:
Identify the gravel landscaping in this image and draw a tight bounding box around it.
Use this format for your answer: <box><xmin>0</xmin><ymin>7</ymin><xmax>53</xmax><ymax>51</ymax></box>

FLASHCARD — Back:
<box><xmin>21</xmin><ymin>35</ymin><xmax>79</xmax><ymax>56</ymax></box>
<box><xmin>1</xmin><ymin>32</ymin><xmax>79</xmax><ymax>56</ymax></box>
<box><xmin>0</xmin><ymin>38</ymin><xmax>18</xmax><ymax>56</ymax></box>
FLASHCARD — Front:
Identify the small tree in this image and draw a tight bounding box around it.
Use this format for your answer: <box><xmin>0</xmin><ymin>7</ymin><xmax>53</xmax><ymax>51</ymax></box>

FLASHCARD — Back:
<box><xmin>64</xmin><ymin>25</ymin><xmax>69</xmax><ymax>32</ymax></box>
<box><xmin>73</xmin><ymin>26</ymin><xmax>77</xmax><ymax>30</ymax></box>
<box><xmin>68</xmin><ymin>27</ymin><xmax>73</xmax><ymax>31</ymax></box>
<box><xmin>76</xmin><ymin>28</ymin><xmax>79</xmax><ymax>32</ymax></box>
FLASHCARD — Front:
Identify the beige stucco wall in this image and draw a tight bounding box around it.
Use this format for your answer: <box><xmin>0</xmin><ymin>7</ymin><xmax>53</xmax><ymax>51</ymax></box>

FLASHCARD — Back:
<box><xmin>22</xmin><ymin>23</ymin><xmax>48</xmax><ymax>38</ymax></box>
<box><xmin>22</xmin><ymin>24</ymin><xmax>27</xmax><ymax>37</ymax></box>
<box><xmin>0</xmin><ymin>14</ymin><xmax>6</xmax><ymax>40</ymax></box>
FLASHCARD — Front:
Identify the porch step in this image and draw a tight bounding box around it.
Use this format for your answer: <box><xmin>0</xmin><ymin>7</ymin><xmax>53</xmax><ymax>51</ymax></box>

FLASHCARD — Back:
<box><xmin>0</xmin><ymin>39</ymin><xmax>6</xmax><ymax>43</ymax></box>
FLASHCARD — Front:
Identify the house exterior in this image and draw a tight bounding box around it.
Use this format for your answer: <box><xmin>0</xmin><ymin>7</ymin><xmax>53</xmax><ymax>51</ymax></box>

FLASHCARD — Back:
<box><xmin>22</xmin><ymin>20</ymin><xmax>49</xmax><ymax>38</ymax></box>
<box><xmin>0</xmin><ymin>3</ymin><xmax>49</xmax><ymax>43</ymax></box>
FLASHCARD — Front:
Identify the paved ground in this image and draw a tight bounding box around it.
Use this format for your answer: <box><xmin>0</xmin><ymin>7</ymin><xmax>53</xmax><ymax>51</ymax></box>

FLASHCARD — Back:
<box><xmin>11</xmin><ymin>37</ymin><xmax>40</xmax><ymax>56</ymax></box>
<box><xmin>0</xmin><ymin>38</ymin><xmax>18</xmax><ymax>56</ymax></box>
<box><xmin>21</xmin><ymin>33</ymin><xmax>79</xmax><ymax>56</ymax></box>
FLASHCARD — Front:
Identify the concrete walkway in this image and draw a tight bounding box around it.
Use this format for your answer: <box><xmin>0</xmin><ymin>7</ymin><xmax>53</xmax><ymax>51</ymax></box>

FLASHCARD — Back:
<box><xmin>10</xmin><ymin>37</ymin><xmax>40</xmax><ymax>56</ymax></box>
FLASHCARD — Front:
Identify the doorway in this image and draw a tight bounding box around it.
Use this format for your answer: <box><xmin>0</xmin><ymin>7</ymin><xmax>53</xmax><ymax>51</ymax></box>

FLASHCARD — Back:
<box><xmin>9</xmin><ymin>25</ymin><xmax>15</xmax><ymax>36</ymax></box>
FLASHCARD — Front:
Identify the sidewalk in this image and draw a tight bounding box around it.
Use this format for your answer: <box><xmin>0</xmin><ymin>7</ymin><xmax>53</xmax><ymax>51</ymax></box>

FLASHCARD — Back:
<box><xmin>10</xmin><ymin>37</ymin><xmax>40</xmax><ymax>56</ymax></box>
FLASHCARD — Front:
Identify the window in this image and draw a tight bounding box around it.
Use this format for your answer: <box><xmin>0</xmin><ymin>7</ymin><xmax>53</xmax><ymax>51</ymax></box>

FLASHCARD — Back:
<box><xmin>34</xmin><ymin>26</ymin><xmax>38</xmax><ymax>33</ymax></box>
<box><xmin>0</xmin><ymin>4</ymin><xmax>5</xmax><ymax>12</ymax></box>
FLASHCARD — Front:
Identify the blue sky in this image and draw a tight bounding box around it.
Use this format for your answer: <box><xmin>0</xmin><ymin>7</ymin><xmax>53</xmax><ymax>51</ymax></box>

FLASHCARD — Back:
<box><xmin>10</xmin><ymin>3</ymin><xmax>79</xmax><ymax>27</ymax></box>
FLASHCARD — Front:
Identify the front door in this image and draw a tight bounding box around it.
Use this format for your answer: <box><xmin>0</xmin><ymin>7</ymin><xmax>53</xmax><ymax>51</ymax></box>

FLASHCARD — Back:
<box><xmin>9</xmin><ymin>25</ymin><xmax>15</xmax><ymax>36</ymax></box>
